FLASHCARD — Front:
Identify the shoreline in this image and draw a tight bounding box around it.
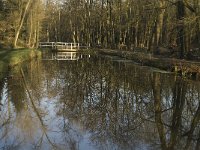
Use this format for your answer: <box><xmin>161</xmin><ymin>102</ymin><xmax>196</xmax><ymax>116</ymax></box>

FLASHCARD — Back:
<box><xmin>96</xmin><ymin>49</ymin><xmax>200</xmax><ymax>78</ymax></box>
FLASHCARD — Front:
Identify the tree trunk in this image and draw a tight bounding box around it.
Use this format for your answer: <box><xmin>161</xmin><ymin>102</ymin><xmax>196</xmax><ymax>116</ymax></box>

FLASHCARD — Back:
<box><xmin>28</xmin><ymin>10</ymin><xmax>33</xmax><ymax>48</ymax></box>
<box><xmin>176</xmin><ymin>0</ymin><xmax>186</xmax><ymax>58</ymax></box>
<box><xmin>194</xmin><ymin>0</ymin><xmax>200</xmax><ymax>44</ymax></box>
<box><xmin>13</xmin><ymin>0</ymin><xmax>31</xmax><ymax>48</ymax></box>
<box><xmin>156</xmin><ymin>0</ymin><xmax>165</xmax><ymax>46</ymax></box>
<box><xmin>36</xmin><ymin>21</ymin><xmax>40</xmax><ymax>48</ymax></box>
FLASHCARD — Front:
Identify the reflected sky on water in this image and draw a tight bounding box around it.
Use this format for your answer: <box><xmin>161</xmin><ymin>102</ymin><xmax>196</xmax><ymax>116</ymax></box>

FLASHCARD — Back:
<box><xmin>0</xmin><ymin>52</ymin><xmax>200</xmax><ymax>150</ymax></box>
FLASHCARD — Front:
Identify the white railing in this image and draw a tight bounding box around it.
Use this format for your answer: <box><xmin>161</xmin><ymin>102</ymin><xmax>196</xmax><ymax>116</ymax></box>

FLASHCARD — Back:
<box><xmin>39</xmin><ymin>42</ymin><xmax>87</xmax><ymax>51</ymax></box>
<box><xmin>38</xmin><ymin>42</ymin><xmax>56</xmax><ymax>49</ymax></box>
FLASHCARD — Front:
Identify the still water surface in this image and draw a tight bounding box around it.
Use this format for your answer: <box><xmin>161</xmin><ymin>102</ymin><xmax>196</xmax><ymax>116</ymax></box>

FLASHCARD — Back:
<box><xmin>0</xmin><ymin>52</ymin><xmax>200</xmax><ymax>150</ymax></box>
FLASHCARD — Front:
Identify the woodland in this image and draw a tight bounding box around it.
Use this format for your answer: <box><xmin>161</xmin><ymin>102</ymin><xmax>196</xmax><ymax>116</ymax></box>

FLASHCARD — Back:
<box><xmin>0</xmin><ymin>0</ymin><xmax>200</xmax><ymax>58</ymax></box>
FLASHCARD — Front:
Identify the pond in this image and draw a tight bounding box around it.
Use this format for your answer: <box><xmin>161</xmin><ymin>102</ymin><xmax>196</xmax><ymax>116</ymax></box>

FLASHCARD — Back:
<box><xmin>0</xmin><ymin>51</ymin><xmax>200</xmax><ymax>150</ymax></box>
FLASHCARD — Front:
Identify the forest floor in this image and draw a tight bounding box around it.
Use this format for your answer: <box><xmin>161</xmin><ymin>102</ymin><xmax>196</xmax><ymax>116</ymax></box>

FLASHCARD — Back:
<box><xmin>97</xmin><ymin>49</ymin><xmax>200</xmax><ymax>79</ymax></box>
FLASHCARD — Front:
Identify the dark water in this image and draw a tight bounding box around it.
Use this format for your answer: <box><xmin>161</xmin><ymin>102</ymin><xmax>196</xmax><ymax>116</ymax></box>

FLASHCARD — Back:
<box><xmin>0</xmin><ymin>52</ymin><xmax>200</xmax><ymax>150</ymax></box>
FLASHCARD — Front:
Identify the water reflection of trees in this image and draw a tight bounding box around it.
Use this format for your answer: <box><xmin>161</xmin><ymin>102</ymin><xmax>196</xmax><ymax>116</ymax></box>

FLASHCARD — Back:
<box><xmin>56</xmin><ymin>58</ymin><xmax>158</xmax><ymax>149</ymax></box>
<box><xmin>0</xmin><ymin>60</ymin><xmax>61</xmax><ymax>150</ymax></box>
<box><xmin>151</xmin><ymin>72</ymin><xmax>200</xmax><ymax>150</ymax></box>
<box><xmin>47</xmin><ymin>57</ymin><xmax>200</xmax><ymax>150</ymax></box>
<box><xmin>1</xmin><ymin>56</ymin><xmax>200</xmax><ymax>149</ymax></box>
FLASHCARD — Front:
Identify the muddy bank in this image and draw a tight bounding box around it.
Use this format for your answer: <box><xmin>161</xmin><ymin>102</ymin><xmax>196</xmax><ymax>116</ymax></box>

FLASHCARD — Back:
<box><xmin>97</xmin><ymin>49</ymin><xmax>200</xmax><ymax>78</ymax></box>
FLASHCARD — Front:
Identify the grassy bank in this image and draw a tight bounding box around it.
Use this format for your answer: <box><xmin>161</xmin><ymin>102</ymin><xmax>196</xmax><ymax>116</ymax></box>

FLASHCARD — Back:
<box><xmin>0</xmin><ymin>48</ymin><xmax>41</xmax><ymax>72</ymax></box>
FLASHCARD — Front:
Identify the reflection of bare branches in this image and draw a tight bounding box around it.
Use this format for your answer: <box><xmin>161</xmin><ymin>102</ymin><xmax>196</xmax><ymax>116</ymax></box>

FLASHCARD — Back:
<box><xmin>32</xmin><ymin>133</ymin><xmax>45</xmax><ymax>150</ymax></box>
<box><xmin>20</xmin><ymin>68</ymin><xmax>60</xmax><ymax>150</ymax></box>
<box><xmin>0</xmin><ymin>101</ymin><xmax>12</xmax><ymax>141</ymax></box>
<box><xmin>184</xmin><ymin>103</ymin><xmax>200</xmax><ymax>149</ymax></box>
<box><xmin>169</xmin><ymin>79</ymin><xmax>187</xmax><ymax>149</ymax></box>
<box><xmin>1</xmin><ymin>135</ymin><xmax>24</xmax><ymax>150</ymax></box>
<box><xmin>0</xmin><ymin>118</ymin><xmax>10</xmax><ymax>129</ymax></box>
<box><xmin>152</xmin><ymin>73</ymin><xmax>167</xmax><ymax>149</ymax></box>
<box><xmin>152</xmin><ymin>74</ymin><xmax>190</xmax><ymax>150</ymax></box>
<box><xmin>46</xmin><ymin>56</ymin><xmax>200</xmax><ymax>149</ymax></box>
<box><xmin>0</xmin><ymin>119</ymin><xmax>11</xmax><ymax>141</ymax></box>
<box><xmin>60</xmin><ymin>115</ymin><xmax>81</xmax><ymax>150</ymax></box>
<box><xmin>196</xmin><ymin>130</ymin><xmax>200</xmax><ymax>150</ymax></box>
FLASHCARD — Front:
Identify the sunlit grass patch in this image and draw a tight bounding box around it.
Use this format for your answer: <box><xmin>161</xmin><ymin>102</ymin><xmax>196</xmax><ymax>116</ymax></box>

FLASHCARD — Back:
<box><xmin>0</xmin><ymin>48</ymin><xmax>41</xmax><ymax>71</ymax></box>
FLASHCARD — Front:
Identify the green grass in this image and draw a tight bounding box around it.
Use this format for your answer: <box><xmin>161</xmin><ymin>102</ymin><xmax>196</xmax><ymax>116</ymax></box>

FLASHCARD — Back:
<box><xmin>0</xmin><ymin>48</ymin><xmax>41</xmax><ymax>72</ymax></box>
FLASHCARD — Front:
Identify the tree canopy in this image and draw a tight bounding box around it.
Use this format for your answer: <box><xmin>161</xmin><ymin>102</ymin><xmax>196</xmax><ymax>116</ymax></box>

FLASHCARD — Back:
<box><xmin>0</xmin><ymin>0</ymin><xmax>200</xmax><ymax>58</ymax></box>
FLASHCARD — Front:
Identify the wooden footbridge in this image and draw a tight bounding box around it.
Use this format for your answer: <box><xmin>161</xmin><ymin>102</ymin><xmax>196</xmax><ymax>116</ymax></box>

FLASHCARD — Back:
<box><xmin>39</xmin><ymin>42</ymin><xmax>88</xmax><ymax>51</ymax></box>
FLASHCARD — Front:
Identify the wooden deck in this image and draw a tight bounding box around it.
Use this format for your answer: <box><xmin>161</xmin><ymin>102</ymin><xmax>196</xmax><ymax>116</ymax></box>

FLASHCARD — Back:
<box><xmin>38</xmin><ymin>42</ymin><xmax>87</xmax><ymax>51</ymax></box>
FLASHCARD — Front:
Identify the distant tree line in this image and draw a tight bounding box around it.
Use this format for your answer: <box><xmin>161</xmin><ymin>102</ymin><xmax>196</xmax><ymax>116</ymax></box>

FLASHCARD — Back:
<box><xmin>0</xmin><ymin>0</ymin><xmax>200</xmax><ymax>58</ymax></box>
<box><xmin>42</xmin><ymin>0</ymin><xmax>200</xmax><ymax>58</ymax></box>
